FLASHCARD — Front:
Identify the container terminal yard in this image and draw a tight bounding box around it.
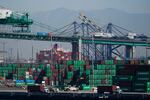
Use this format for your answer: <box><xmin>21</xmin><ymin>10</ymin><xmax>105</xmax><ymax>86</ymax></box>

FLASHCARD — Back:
<box><xmin>0</xmin><ymin>7</ymin><xmax>150</xmax><ymax>100</ymax></box>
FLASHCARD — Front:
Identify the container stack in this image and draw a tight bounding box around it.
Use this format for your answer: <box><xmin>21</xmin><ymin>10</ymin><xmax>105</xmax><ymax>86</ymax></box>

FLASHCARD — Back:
<box><xmin>115</xmin><ymin>65</ymin><xmax>135</xmax><ymax>92</ymax></box>
<box><xmin>63</xmin><ymin>60</ymin><xmax>87</xmax><ymax>84</ymax></box>
<box><xmin>36</xmin><ymin>44</ymin><xmax>72</xmax><ymax>64</ymax></box>
<box><xmin>45</xmin><ymin>64</ymin><xmax>52</xmax><ymax>78</ymax></box>
<box><xmin>133</xmin><ymin>71</ymin><xmax>149</xmax><ymax>92</ymax></box>
<box><xmin>115</xmin><ymin>64</ymin><xmax>150</xmax><ymax>92</ymax></box>
<box><xmin>0</xmin><ymin>66</ymin><xmax>4</xmax><ymax>78</ymax></box>
<box><xmin>15</xmin><ymin>80</ymin><xmax>25</xmax><ymax>87</ymax></box>
<box><xmin>74</xmin><ymin>60</ymin><xmax>85</xmax><ymax>69</ymax></box>
<box><xmin>17</xmin><ymin>68</ymin><xmax>27</xmax><ymax>80</ymax></box>
<box><xmin>89</xmin><ymin>60</ymin><xmax>116</xmax><ymax>87</ymax></box>
<box><xmin>114</xmin><ymin>75</ymin><xmax>133</xmax><ymax>92</ymax></box>
<box><xmin>67</xmin><ymin>71</ymin><xmax>73</xmax><ymax>80</ymax></box>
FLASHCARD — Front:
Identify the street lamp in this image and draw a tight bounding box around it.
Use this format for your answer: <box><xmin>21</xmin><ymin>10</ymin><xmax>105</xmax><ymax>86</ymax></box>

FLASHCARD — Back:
<box><xmin>91</xmin><ymin>34</ymin><xmax>94</xmax><ymax>87</ymax></box>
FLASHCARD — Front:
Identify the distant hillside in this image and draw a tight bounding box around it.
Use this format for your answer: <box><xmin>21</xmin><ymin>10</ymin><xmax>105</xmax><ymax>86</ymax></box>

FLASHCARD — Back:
<box><xmin>31</xmin><ymin>8</ymin><xmax>150</xmax><ymax>35</ymax></box>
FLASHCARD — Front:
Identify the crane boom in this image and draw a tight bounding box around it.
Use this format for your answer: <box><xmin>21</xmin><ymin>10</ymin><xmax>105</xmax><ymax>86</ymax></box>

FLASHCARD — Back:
<box><xmin>79</xmin><ymin>12</ymin><xmax>101</xmax><ymax>32</ymax></box>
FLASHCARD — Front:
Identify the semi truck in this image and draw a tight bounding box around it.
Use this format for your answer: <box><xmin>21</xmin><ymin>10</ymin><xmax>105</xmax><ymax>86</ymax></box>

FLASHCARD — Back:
<box><xmin>97</xmin><ymin>86</ymin><xmax>122</xmax><ymax>94</ymax></box>
<box><xmin>27</xmin><ymin>85</ymin><xmax>49</xmax><ymax>93</ymax></box>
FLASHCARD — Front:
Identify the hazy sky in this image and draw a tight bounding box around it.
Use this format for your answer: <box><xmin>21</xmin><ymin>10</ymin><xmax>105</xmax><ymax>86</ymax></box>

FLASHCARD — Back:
<box><xmin>0</xmin><ymin>0</ymin><xmax>150</xmax><ymax>13</ymax></box>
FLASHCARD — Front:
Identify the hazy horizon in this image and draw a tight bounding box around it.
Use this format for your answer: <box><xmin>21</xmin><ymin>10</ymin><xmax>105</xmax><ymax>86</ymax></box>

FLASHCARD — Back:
<box><xmin>1</xmin><ymin>0</ymin><xmax>150</xmax><ymax>13</ymax></box>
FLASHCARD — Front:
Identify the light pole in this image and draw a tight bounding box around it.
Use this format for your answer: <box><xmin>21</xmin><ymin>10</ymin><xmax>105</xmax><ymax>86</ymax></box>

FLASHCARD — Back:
<box><xmin>2</xmin><ymin>42</ymin><xmax>5</xmax><ymax>63</ymax></box>
<box><xmin>91</xmin><ymin>35</ymin><xmax>94</xmax><ymax>87</ymax></box>
<box><xmin>50</xmin><ymin>34</ymin><xmax>53</xmax><ymax>64</ymax></box>
<box><xmin>50</xmin><ymin>33</ymin><xmax>53</xmax><ymax>85</ymax></box>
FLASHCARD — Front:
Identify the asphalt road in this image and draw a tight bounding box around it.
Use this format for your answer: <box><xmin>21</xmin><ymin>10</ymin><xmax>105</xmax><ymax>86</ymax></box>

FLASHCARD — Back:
<box><xmin>0</xmin><ymin>87</ymin><xmax>27</xmax><ymax>92</ymax></box>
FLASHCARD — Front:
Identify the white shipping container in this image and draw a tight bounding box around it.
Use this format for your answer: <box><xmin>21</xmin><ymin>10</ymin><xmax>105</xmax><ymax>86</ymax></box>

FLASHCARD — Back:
<box><xmin>26</xmin><ymin>72</ymin><xmax>29</xmax><ymax>75</ymax></box>
<box><xmin>0</xmin><ymin>9</ymin><xmax>12</xmax><ymax>19</ymax></box>
<box><xmin>43</xmin><ymin>77</ymin><xmax>47</xmax><ymax>80</ymax></box>
<box><xmin>44</xmin><ymin>60</ymin><xmax>48</xmax><ymax>63</ymax></box>
<box><xmin>26</xmin><ymin>75</ymin><xmax>29</xmax><ymax>79</ymax></box>
<box><xmin>44</xmin><ymin>53</ymin><xmax>49</xmax><ymax>57</ymax></box>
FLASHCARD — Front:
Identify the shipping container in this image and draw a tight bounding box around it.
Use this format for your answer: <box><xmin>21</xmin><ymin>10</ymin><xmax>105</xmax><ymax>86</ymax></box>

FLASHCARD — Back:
<box><xmin>147</xmin><ymin>82</ymin><xmax>150</xmax><ymax>88</ymax></box>
<box><xmin>16</xmin><ymin>80</ymin><xmax>25</xmax><ymax>86</ymax></box>
<box><xmin>120</xmin><ymin>87</ymin><xmax>131</xmax><ymax>92</ymax></box>
<box><xmin>137</xmin><ymin>72</ymin><xmax>149</xmax><ymax>76</ymax></box>
<box><xmin>104</xmin><ymin>60</ymin><xmax>114</xmax><ymax>65</ymax></box>
<box><xmin>97</xmin><ymin>65</ymin><xmax>116</xmax><ymax>70</ymax></box>
<box><xmin>133</xmin><ymin>82</ymin><xmax>147</xmax><ymax>89</ymax></box>
<box><xmin>133</xmin><ymin>88</ymin><xmax>146</xmax><ymax>92</ymax></box>
<box><xmin>136</xmin><ymin>77</ymin><xmax>150</xmax><ymax>81</ymax></box>
<box><xmin>37</xmin><ymin>32</ymin><xmax>48</xmax><ymax>36</ymax></box>
<box><xmin>115</xmin><ymin>75</ymin><xmax>133</xmax><ymax>81</ymax></box>
<box><xmin>82</xmin><ymin>85</ymin><xmax>91</xmax><ymax>91</ymax></box>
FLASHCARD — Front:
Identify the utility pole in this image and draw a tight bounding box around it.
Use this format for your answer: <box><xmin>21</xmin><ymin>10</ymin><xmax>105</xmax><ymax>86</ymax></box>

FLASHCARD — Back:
<box><xmin>50</xmin><ymin>34</ymin><xmax>53</xmax><ymax>64</ymax></box>
<box><xmin>17</xmin><ymin>41</ymin><xmax>19</xmax><ymax>63</ymax></box>
<box><xmin>2</xmin><ymin>42</ymin><xmax>5</xmax><ymax>63</ymax></box>
<box><xmin>91</xmin><ymin>35</ymin><xmax>94</xmax><ymax>87</ymax></box>
<box><xmin>10</xmin><ymin>48</ymin><xmax>13</xmax><ymax>63</ymax></box>
<box><xmin>32</xmin><ymin>45</ymin><xmax>34</xmax><ymax>63</ymax></box>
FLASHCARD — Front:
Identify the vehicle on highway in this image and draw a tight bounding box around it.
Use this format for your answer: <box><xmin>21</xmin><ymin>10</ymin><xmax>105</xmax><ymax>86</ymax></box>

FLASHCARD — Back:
<box><xmin>44</xmin><ymin>86</ymin><xmax>50</xmax><ymax>93</ymax></box>
<box><xmin>64</xmin><ymin>86</ymin><xmax>79</xmax><ymax>91</ymax></box>
<box><xmin>97</xmin><ymin>85</ymin><xmax>122</xmax><ymax>95</ymax></box>
<box><xmin>126</xmin><ymin>32</ymin><xmax>137</xmax><ymax>39</ymax></box>
<box><xmin>5</xmin><ymin>80</ymin><xmax>15</xmax><ymax>87</ymax></box>
<box><xmin>49</xmin><ymin>86</ymin><xmax>60</xmax><ymax>92</ymax></box>
<box><xmin>93</xmin><ymin>32</ymin><xmax>115</xmax><ymax>38</ymax></box>
<box><xmin>115</xmin><ymin>86</ymin><xmax>122</xmax><ymax>94</ymax></box>
<box><xmin>91</xmin><ymin>87</ymin><xmax>97</xmax><ymax>93</ymax></box>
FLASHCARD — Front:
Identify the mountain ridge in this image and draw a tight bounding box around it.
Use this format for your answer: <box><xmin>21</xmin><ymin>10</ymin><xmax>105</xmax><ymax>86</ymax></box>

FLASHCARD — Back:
<box><xmin>31</xmin><ymin>8</ymin><xmax>150</xmax><ymax>35</ymax></box>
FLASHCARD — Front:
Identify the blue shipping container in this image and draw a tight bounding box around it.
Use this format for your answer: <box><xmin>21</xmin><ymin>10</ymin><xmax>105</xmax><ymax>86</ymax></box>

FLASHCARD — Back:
<box><xmin>26</xmin><ymin>80</ymin><xmax>35</xmax><ymax>83</ymax></box>
<box><xmin>16</xmin><ymin>80</ymin><xmax>24</xmax><ymax>83</ymax></box>
<box><xmin>37</xmin><ymin>32</ymin><xmax>48</xmax><ymax>36</ymax></box>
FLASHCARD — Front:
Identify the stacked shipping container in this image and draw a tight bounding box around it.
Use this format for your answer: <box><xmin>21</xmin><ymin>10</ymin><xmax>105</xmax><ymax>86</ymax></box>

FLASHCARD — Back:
<box><xmin>89</xmin><ymin>60</ymin><xmax>116</xmax><ymax>87</ymax></box>
<box><xmin>0</xmin><ymin>59</ymin><xmax>150</xmax><ymax>92</ymax></box>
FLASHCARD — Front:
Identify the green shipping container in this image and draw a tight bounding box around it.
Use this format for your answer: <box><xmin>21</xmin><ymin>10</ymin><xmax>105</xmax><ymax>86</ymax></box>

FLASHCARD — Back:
<box><xmin>147</xmin><ymin>88</ymin><xmax>150</xmax><ymax>92</ymax></box>
<box><xmin>86</xmin><ymin>70</ymin><xmax>90</xmax><ymax>75</ymax></box>
<box><xmin>137</xmin><ymin>72</ymin><xmax>149</xmax><ymax>76</ymax></box>
<box><xmin>136</xmin><ymin>77</ymin><xmax>149</xmax><ymax>81</ymax></box>
<box><xmin>120</xmin><ymin>87</ymin><xmax>131</xmax><ymax>92</ymax></box>
<box><xmin>67</xmin><ymin>60</ymin><xmax>73</xmax><ymax>65</ymax></box>
<box><xmin>97</xmin><ymin>75</ymin><xmax>112</xmax><ymax>80</ymax></box>
<box><xmin>74</xmin><ymin>60</ymin><xmax>85</xmax><ymax>66</ymax></box>
<box><xmin>147</xmin><ymin>82</ymin><xmax>150</xmax><ymax>88</ymax></box>
<box><xmin>97</xmin><ymin>65</ymin><xmax>116</xmax><ymax>70</ymax></box>
<box><xmin>116</xmin><ymin>75</ymin><xmax>133</xmax><ymax>81</ymax></box>
<box><xmin>104</xmin><ymin>60</ymin><xmax>114</xmax><ymax>65</ymax></box>
<box><xmin>117</xmin><ymin>60</ymin><xmax>123</xmax><ymax>65</ymax></box>
<box><xmin>82</xmin><ymin>86</ymin><xmax>91</xmax><ymax>91</ymax></box>
<box><xmin>67</xmin><ymin>72</ymin><xmax>73</xmax><ymax>79</ymax></box>
<box><xmin>98</xmin><ymin>84</ymin><xmax>112</xmax><ymax>86</ymax></box>
<box><xmin>133</xmin><ymin>83</ymin><xmax>146</xmax><ymax>87</ymax></box>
